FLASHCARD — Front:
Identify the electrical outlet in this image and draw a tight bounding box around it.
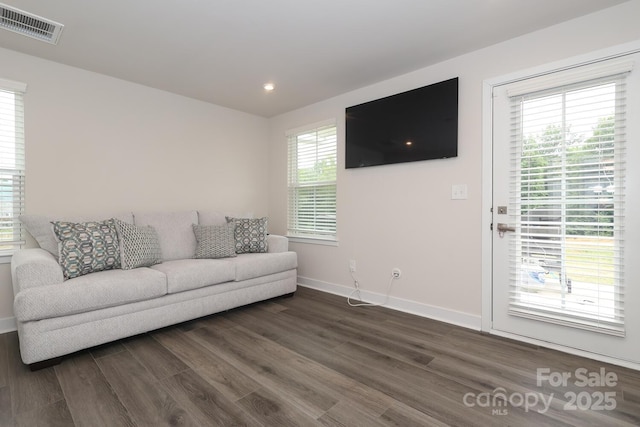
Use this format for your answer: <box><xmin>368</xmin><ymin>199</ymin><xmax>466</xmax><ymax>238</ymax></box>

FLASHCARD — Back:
<box><xmin>392</xmin><ymin>268</ymin><xmax>401</xmax><ymax>278</ymax></box>
<box><xmin>349</xmin><ymin>260</ymin><xmax>356</xmax><ymax>272</ymax></box>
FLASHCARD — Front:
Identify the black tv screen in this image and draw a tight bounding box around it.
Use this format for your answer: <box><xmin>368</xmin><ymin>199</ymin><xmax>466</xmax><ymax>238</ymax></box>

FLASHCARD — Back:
<box><xmin>345</xmin><ymin>77</ymin><xmax>458</xmax><ymax>169</ymax></box>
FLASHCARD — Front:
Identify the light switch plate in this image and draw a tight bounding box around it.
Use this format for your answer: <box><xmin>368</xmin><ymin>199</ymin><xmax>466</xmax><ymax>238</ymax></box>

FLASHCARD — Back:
<box><xmin>451</xmin><ymin>184</ymin><xmax>468</xmax><ymax>200</ymax></box>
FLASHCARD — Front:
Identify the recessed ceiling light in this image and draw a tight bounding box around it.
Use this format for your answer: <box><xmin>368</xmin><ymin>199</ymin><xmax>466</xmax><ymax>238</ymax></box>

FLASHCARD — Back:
<box><xmin>263</xmin><ymin>83</ymin><xmax>275</xmax><ymax>92</ymax></box>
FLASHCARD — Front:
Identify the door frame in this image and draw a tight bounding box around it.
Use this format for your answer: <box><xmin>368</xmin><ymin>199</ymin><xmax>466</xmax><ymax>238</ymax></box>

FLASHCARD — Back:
<box><xmin>481</xmin><ymin>39</ymin><xmax>640</xmax><ymax>371</ymax></box>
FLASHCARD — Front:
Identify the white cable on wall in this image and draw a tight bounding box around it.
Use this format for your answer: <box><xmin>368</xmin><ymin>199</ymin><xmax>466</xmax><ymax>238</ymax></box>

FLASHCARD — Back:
<box><xmin>347</xmin><ymin>270</ymin><xmax>396</xmax><ymax>307</ymax></box>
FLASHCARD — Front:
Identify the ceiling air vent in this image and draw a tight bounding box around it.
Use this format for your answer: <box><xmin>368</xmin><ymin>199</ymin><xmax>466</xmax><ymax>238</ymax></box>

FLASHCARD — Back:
<box><xmin>0</xmin><ymin>3</ymin><xmax>64</xmax><ymax>45</ymax></box>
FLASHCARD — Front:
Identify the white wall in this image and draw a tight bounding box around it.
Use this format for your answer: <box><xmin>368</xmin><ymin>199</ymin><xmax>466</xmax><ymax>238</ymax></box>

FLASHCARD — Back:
<box><xmin>267</xmin><ymin>1</ymin><xmax>640</xmax><ymax>329</ymax></box>
<box><xmin>0</xmin><ymin>47</ymin><xmax>269</xmax><ymax>326</ymax></box>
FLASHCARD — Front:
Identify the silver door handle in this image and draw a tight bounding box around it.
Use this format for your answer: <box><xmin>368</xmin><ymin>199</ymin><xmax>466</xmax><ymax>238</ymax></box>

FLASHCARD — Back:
<box><xmin>497</xmin><ymin>223</ymin><xmax>515</xmax><ymax>233</ymax></box>
<box><xmin>496</xmin><ymin>223</ymin><xmax>515</xmax><ymax>238</ymax></box>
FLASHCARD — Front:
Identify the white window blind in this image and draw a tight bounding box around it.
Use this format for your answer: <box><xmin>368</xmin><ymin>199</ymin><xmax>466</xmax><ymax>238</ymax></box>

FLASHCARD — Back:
<box><xmin>287</xmin><ymin>122</ymin><xmax>337</xmax><ymax>241</ymax></box>
<box><xmin>508</xmin><ymin>68</ymin><xmax>628</xmax><ymax>336</ymax></box>
<box><xmin>0</xmin><ymin>79</ymin><xmax>26</xmax><ymax>256</ymax></box>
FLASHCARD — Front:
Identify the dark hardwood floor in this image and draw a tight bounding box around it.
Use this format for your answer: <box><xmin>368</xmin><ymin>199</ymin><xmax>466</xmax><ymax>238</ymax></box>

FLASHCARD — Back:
<box><xmin>1</xmin><ymin>286</ymin><xmax>639</xmax><ymax>426</ymax></box>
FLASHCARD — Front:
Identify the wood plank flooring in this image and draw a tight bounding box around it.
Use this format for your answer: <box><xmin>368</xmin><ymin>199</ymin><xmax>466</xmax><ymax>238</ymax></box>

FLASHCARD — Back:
<box><xmin>1</xmin><ymin>286</ymin><xmax>639</xmax><ymax>426</ymax></box>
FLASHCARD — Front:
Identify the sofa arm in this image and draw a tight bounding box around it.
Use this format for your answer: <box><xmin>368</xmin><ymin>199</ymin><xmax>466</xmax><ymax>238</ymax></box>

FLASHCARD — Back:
<box><xmin>267</xmin><ymin>234</ymin><xmax>289</xmax><ymax>253</ymax></box>
<box><xmin>11</xmin><ymin>248</ymin><xmax>64</xmax><ymax>295</ymax></box>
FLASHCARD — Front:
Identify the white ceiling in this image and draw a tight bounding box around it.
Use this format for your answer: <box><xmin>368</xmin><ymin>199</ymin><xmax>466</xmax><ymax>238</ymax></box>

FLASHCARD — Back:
<box><xmin>0</xmin><ymin>0</ymin><xmax>629</xmax><ymax>117</ymax></box>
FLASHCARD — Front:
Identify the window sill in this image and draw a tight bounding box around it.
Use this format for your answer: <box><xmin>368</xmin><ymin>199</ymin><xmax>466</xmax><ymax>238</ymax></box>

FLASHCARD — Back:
<box><xmin>286</xmin><ymin>236</ymin><xmax>339</xmax><ymax>247</ymax></box>
<box><xmin>0</xmin><ymin>255</ymin><xmax>13</xmax><ymax>265</ymax></box>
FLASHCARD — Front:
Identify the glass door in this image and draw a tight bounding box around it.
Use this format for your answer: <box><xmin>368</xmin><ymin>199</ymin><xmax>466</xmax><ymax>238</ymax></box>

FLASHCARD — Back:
<box><xmin>491</xmin><ymin>54</ymin><xmax>640</xmax><ymax>364</ymax></box>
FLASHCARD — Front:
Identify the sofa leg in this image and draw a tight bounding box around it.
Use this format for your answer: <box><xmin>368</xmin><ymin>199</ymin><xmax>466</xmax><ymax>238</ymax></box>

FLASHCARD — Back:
<box><xmin>282</xmin><ymin>292</ymin><xmax>295</xmax><ymax>299</ymax></box>
<box><xmin>29</xmin><ymin>356</ymin><xmax>63</xmax><ymax>371</ymax></box>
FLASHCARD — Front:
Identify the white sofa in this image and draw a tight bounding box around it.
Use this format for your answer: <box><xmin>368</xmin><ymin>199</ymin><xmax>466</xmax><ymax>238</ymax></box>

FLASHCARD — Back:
<box><xmin>11</xmin><ymin>210</ymin><xmax>297</xmax><ymax>368</ymax></box>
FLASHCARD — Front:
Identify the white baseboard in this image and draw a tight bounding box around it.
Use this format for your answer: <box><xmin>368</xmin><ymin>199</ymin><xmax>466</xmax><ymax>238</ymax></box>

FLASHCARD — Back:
<box><xmin>489</xmin><ymin>329</ymin><xmax>640</xmax><ymax>371</ymax></box>
<box><xmin>297</xmin><ymin>276</ymin><xmax>482</xmax><ymax>331</ymax></box>
<box><xmin>0</xmin><ymin>317</ymin><xmax>16</xmax><ymax>334</ymax></box>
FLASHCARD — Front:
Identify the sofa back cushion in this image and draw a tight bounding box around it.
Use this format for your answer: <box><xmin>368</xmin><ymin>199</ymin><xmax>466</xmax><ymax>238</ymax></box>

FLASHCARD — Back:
<box><xmin>133</xmin><ymin>211</ymin><xmax>198</xmax><ymax>261</ymax></box>
<box><xmin>197</xmin><ymin>211</ymin><xmax>227</xmax><ymax>226</ymax></box>
<box><xmin>20</xmin><ymin>212</ymin><xmax>134</xmax><ymax>257</ymax></box>
<box><xmin>197</xmin><ymin>210</ymin><xmax>253</xmax><ymax>226</ymax></box>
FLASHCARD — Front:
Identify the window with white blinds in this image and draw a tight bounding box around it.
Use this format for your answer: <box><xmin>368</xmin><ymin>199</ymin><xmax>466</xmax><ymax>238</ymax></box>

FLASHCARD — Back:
<box><xmin>508</xmin><ymin>62</ymin><xmax>629</xmax><ymax>336</ymax></box>
<box><xmin>287</xmin><ymin>121</ymin><xmax>337</xmax><ymax>241</ymax></box>
<box><xmin>0</xmin><ymin>79</ymin><xmax>26</xmax><ymax>257</ymax></box>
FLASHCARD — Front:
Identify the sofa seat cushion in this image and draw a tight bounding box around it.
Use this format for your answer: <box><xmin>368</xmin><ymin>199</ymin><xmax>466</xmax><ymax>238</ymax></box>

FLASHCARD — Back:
<box><xmin>151</xmin><ymin>259</ymin><xmax>236</xmax><ymax>294</ymax></box>
<box><xmin>232</xmin><ymin>252</ymin><xmax>298</xmax><ymax>282</ymax></box>
<box><xmin>14</xmin><ymin>268</ymin><xmax>167</xmax><ymax>322</ymax></box>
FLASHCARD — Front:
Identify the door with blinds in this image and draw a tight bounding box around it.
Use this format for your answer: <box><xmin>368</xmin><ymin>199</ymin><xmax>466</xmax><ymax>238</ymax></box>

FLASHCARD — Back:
<box><xmin>491</xmin><ymin>53</ymin><xmax>640</xmax><ymax>364</ymax></box>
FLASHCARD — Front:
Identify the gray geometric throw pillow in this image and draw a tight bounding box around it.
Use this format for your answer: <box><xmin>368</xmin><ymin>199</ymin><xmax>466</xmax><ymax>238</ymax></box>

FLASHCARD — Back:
<box><xmin>192</xmin><ymin>223</ymin><xmax>237</xmax><ymax>259</ymax></box>
<box><xmin>52</xmin><ymin>219</ymin><xmax>121</xmax><ymax>280</ymax></box>
<box><xmin>225</xmin><ymin>217</ymin><xmax>268</xmax><ymax>254</ymax></box>
<box><xmin>114</xmin><ymin>219</ymin><xmax>162</xmax><ymax>269</ymax></box>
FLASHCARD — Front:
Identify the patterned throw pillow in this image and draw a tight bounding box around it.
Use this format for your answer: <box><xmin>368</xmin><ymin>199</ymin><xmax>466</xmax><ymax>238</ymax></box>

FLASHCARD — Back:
<box><xmin>52</xmin><ymin>219</ymin><xmax>121</xmax><ymax>280</ymax></box>
<box><xmin>114</xmin><ymin>219</ymin><xmax>162</xmax><ymax>269</ymax></box>
<box><xmin>192</xmin><ymin>223</ymin><xmax>237</xmax><ymax>259</ymax></box>
<box><xmin>226</xmin><ymin>217</ymin><xmax>268</xmax><ymax>254</ymax></box>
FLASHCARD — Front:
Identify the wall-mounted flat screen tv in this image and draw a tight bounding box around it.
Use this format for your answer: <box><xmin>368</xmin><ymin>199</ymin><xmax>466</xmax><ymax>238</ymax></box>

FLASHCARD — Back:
<box><xmin>345</xmin><ymin>77</ymin><xmax>458</xmax><ymax>169</ymax></box>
